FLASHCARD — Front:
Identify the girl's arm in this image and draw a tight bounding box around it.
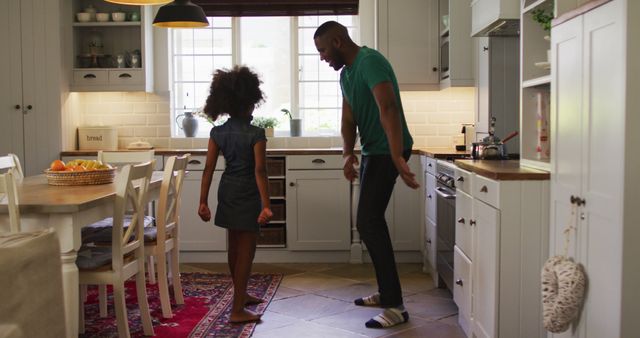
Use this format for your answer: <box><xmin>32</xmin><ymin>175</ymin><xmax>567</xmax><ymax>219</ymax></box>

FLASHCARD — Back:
<box><xmin>253</xmin><ymin>140</ymin><xmax>272</xmax><ymax>224</ymax></box>
<box><xmin>198</xmin><ymin>138</ymin><xmax>220</xmax><ymax>221</ymax></box>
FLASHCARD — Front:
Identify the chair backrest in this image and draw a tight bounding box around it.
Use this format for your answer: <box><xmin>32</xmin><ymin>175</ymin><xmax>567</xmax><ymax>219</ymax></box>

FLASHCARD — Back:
<box><xmin>0</xmin><ymin>171</ymin><xmax>20</xmax><ymax>232</ymax></box>
<box><xmin>110</xmin><ymin>160</ymin><xmax>154</xmax><ymax>270</ymax></box>
<box><xmin>97</xmin><ymin>150</ymin><xmax>155</xmax><ymax>167</ymax></box>
<box><xmin>8</xmin><ymin>154</ymin><xmax>23</xmax><ymax>180</ymax></box>
<box><xmin>156</xmin><ymin>154</ymin><xmax>190</xmax><ymax>246</ymax></box>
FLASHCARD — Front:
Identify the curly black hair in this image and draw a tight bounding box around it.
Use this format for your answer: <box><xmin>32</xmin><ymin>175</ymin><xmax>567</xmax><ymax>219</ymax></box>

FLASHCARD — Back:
<box><xmin>203</xmin><ymin>65</ymin><xmax>265</xmax><ymax>122</ymax></box>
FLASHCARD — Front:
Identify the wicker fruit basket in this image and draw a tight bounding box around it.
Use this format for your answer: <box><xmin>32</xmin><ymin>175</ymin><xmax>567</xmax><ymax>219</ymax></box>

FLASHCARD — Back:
<box><xmin>44</xmin><ymin>168</ymin><xmax>116</xmax><ymax>186</ymax></box>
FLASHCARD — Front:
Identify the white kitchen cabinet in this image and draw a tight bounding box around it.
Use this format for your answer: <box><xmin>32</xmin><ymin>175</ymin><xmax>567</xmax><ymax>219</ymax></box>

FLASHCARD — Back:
<box><xmin>549</xmin><ymin>1</ymin><xmax>640</xmax><ymax>336</ymax></box>
<box><xmin>453</xmin><ymin>168</ymin><xmax>549</xmax><ymax>338</ymax></box>
<box><xmin>423</xmin><ymin>156</ymin><xmax>437</xmax><ymax>281</ymax></box>
<box><xmin>474</xmin><ymin>36</ymin><xmax>520</xmax><ymax>145</ymax></box>
<box><xmin>385</xmin><ymin>156</ymin><xmax>423</xmax><ymax>251</ymax></box>
<box><xmin>179</xmin><ymin>156</ymin><xmax>227</xmax><ymax>251</ymax></box>
<box><xmin>376</xmin><ymin>0</ymin><xmax>440</xmax><ymax>90</ymax></box>
<box><xmin>0</xmin><ymin>0</ymin><xmax>62</xmax><ymax>176</ymax></box>
<box><xmin>286</xmin><ymin>155</ymin><xmax>351</xmax><ymax>251</ymax></box>
<box><xmin>438</xmin><ymin>0</ymin><xmax>474</xmax><ymax>88</ymax></box>
<box><xmin>68</xmin><ymin>0</ymin><xmax>154</xmax><ymax>92</ymax></box>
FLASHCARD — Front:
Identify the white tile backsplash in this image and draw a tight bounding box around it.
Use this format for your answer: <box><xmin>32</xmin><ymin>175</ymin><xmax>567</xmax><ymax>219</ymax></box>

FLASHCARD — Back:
<box><xmin>70</xmin><ymin>87</ymin><xmax>474</xmax><ymax>150</ymax></box>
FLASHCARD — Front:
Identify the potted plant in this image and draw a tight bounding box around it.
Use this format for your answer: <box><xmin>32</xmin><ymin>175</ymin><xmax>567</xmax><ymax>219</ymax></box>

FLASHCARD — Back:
<box><xmin>281</xmin><ymin>108</ymin><xmax>302</xmax><ymax>137</ymax></box>
<box><xmin>531</xmin><ymin>8</ymin><xmax>553</xmax><ymax>63</ymax></box>
<box><xmin>251</xmin><ymin>116</ymin><xmax>279</xmax><ymax>137</ymax></box>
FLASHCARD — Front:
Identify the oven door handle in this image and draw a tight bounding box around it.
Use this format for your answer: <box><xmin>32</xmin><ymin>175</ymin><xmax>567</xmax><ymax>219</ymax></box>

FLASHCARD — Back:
<box><xmin>435</xmin><ymin>187</ymin><xmax>456</xmax><ymax>199</ymax></box>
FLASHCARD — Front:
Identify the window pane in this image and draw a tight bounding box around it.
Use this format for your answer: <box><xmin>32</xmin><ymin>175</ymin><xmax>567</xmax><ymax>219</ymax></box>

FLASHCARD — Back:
<box><xmin>299</xmin><ymin>55</ymin><xmax>319</xmax><ymax>81</ymax></box>
<box><xmin>173</xmin><ymin>29</ymin><xmax>193</xmax><ymax>55</ymax></box>
<box><xmin>319</xmin><ymin>82</ymin><xmax>341</xmax><ymax>108</ymax></box>
<box><xmin>240</xmin><ymin>17</ymin><xmax>291</xmax><ymax>125</ymax></box>
<box><xmin>194</xmin><ymin>82</ymin><xmax>210</xmax><ymax>110</ymax></box>
<box><xmin>299</xmin><ymin>82</ymin><xmax>318</xmax><ymax>108</ymax></box>
<box><xmin>213</xmin><ymin>28</ymin><xmax>232</xmax><ymax>55</ymax></box>
<box><xmin>193</xmin><ymin>28</ymin><xmax>213</xmax><ymax>54</ymax></box>
<box><xmin>174</xmin><ymin>55</ymin><xmax>194</xmax><ymax>82</ymax></box>
<box><xmin>211</xmin><ymin>17</ymin><xmax>231</xmax><ymax>28</ymax></box>
<box><xmin>213</xmin><ymin>55</ymin><xmax>232</xmax><ymax>72</ymax></box>
<box><xmin>173</xmin><ymin>83</ymin><xmax>196</xmax><ymax>110</ymax></box>
<box><xmin>194</xmin><ymin>55</ymin><xmax>214</xmax><ymax>82</ymax></box>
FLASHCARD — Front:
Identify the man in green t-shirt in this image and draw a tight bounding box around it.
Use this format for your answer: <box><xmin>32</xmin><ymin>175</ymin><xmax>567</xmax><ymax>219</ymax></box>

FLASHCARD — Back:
<box><xmin>314</xmin><ymin>21</ymin><xmax>419</xmax><ymax>329</ymax></box>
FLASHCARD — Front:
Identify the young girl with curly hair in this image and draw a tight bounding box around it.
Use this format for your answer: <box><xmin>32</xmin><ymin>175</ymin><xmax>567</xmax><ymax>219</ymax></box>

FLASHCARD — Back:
<box><xmin>198</xmin><ymin>66</ymin><xmax>273</xmax><ymax>323</ymax></box>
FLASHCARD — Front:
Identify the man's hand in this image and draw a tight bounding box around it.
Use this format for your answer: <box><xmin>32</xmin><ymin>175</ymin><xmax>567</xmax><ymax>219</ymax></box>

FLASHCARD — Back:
<box><xmin>258</xmin><ymin>207</ymin><xmax>273</xmax><ymax>225</ymax></box>
<box><xmin>343</xmin><ymin>154</ymin><xmax>359</xmax><ymax>181</ymax></box>
<box><xmin>198</xmin><ymin>204</ymin><xmax>211</xmax><ymax>222</ymax></box>
<box><xmin>395</xmin><ymin>158</ymin><xmax>419</xmax><ymax>189</ymax></box>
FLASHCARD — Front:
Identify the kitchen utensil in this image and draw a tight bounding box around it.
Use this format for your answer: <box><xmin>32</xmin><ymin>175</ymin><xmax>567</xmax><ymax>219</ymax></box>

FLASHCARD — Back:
<box><xmin>84</xmin><ymin>5</ymin><xmax>96</xmax><ymax>21</ymax></box>
<box><xmin>76</xmin><ymin>12</ymin><xmax>90</xmax><ymax>22</ymax></box>
<box><xmin>501</xmin><ymin>130</ymin><xmax>519</xmax><ymax>144</ymax></box>
<box><xmin>96</xmin><ymin>13</ymin><xmax>110</xmax><ymax>22</ymax></box>
<box><xmin>461</xmin><ymin>123</ymin><xmax>476</xmax><ymax>151</ymax></box>
<box><xmin>112</xmin><ymin>12</ymin><xmax>126</xmax><ymax>22</ymax></box>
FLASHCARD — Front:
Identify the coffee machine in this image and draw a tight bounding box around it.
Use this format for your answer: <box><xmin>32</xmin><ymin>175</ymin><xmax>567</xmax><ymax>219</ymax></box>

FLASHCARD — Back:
<box><xmin>461</xmin><ymin>124</ymin><xmax>475</xmax><ymax>151</ymax></box>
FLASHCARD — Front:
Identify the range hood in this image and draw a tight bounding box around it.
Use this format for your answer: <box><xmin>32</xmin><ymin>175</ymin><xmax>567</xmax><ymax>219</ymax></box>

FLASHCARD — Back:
<box><xmin>475</xmin><ymin>19</ymin><xmax>520</xmax><ymax>36</ymax></box>
<box><xmin>471</xmin><ymin>0</ymin><xmax>520</xmax><ymax>36</ymax></box>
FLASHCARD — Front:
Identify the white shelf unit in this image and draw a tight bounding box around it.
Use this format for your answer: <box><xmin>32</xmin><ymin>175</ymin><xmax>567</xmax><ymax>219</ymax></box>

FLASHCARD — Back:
<box><xmin>519</xmin><ymin>0</ymin><xmax>553</xmax><ymax>171</ymax></box>
<box><xmin>258</xmin><ymin>156</ymin><xmax>287</xmax><ymax>248</ymax></box>
<box><xmin>69</xmin><ymin>0</ymin><xmax>153</xmax><ymax>92</ymax></box>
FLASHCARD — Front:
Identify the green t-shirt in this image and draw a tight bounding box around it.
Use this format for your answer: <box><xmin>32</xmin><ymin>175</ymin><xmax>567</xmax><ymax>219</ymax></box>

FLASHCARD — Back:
<box><xmin>340</xmin><ymin>46</ymin><xmax>413</xmax><ymax>156</ymax></box>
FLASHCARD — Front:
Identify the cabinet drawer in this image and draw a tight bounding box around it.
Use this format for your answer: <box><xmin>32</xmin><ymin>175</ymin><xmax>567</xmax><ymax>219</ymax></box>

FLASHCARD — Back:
<box><xmin>453</xmin><ymin>245</ymin><xmax>472</xmax><ymax>337</ymax></box>
<box><xmin>455</xmin><ymin>190</ymin><xmax>473</xmax><ymax>258</ymax></box>
<box><xmin>108</xmin><ymin>69</ymin><xmax>143</xmax><ymax>86</ymax></box>
<box><xmin>473</xmin><ymin>174</ymin><xmax>499</xmax><ymax>208</ymax></box>
<box><xmin>454</xmin><ymin>167</ymin><xmax>472</xmax><ymax>194</ymax></box>
<box><xmin>73</xmin><ymin>70</ymin><xmax>108</xmax><ymax>85</ymax></box>
<box><xmin>287</xmin><ymin>155</ymin><xmax>342</xmax><ymax>170</ymax></box>
<box><xmin>424</xmin><ymin>156</ymin><xmax>437</xmax><ymax>175</ymax></box>
<box><xmin>178</xmin><ymin>155</ymin><xmax>225</xmax><ymax>171</ymax></box>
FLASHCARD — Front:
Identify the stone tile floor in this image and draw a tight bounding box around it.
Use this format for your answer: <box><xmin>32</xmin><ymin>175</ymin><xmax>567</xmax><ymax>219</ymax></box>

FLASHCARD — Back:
<box><xmin>181</xmin><ymin>263</ymin><xmax>467</xmax><ymax>338</ymax></box>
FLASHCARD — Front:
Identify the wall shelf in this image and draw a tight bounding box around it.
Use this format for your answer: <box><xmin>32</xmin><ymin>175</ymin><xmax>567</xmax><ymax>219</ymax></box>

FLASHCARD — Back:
<box><xmin>522</xmin><ymin>75</ymin><xmax>551</xmax><ymax>88</ymax></box>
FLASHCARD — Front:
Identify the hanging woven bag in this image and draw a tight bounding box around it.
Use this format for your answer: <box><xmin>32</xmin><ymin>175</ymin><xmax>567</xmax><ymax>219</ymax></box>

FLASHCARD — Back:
<box><xmin>541</xmin><ymin>203</ymin><xmax>586</xmax><ymax>333</ymax></box>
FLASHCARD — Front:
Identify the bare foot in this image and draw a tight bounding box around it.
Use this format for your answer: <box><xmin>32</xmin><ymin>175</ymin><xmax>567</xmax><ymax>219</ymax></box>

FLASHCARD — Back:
<box><xmin>229</xmin><ymin>308</ymin><xmax>262</xmax><ymax>323</ymax></box>
<box><xmin>245</xmin><ymin>294</ymin><xmax>265</xmax><ymax>305</ymax></box>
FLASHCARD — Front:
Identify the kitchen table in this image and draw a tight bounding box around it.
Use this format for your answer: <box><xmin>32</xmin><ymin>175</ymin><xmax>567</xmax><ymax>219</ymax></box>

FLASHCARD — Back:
<box><xmin>0</xmin><ymin>172</ymin><xmax>163</xmax><ymax>338</ymax></box>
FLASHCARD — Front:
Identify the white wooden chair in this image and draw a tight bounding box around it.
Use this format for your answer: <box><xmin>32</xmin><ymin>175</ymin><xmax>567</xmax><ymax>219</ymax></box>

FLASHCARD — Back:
<box><xmin>144</xmin><ymin>154</ymin><xmax>189</xmax><ymax>318</ymax></box>
<box><xmin>0</xmin><ymin>155</ymin><xmax>21</xmax><ymax>232</ymax></box>
<box><xmin>7</xmin><ymin>154</ymin><xmax>24</xmax><ymax>180</ymax></box>
<box><xmin>97</xmin><ymin>150</ymin><xmax>155</xmax><ymax>168</ymax></box>
<box><xmin>77</xmin><ymin>161</ymin><xmax>155</xmax><ymax>338</ymax></box>
<box><xmin>90</xmin><ymin>150</ymin><xmax>156</xmax><ymax>317</ymax></box>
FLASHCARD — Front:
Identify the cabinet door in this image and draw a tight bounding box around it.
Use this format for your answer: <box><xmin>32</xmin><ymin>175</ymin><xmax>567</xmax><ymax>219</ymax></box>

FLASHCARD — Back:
<box><xmin>287</xmin><ymin>170</ymin><xmax>350</xmax><ymax>250</ymax></box>
<box><xmin>387</xmin><ymin>156</ymin><xmax>422</xmax><ymax>251</ymax></box>
<box><xmin>377</xmin><ymin>0</ymin><xmax>439</xmax><ymax>90</ymax></box>
<box><xmin>453</xmin><ymin>245</ymin><xmax>472</xmax><ymax>337</ymax></box>
<box><xmin>179</xmin><ymin>171</ymin><xmax>227</xmax><ymax>251</ymax></box>
<box><xmin>475</xmin><ymin>37</ymin><xmax>489</xmax><ymax>134</ymax></box>
<box><xmin>579</xmin><ymin>3</ymin><xmax>624</xmax><ymax>337</ymax></box>
<box><xmin>472</xmin><ymin>199</ymin><xmax>499</xmax><ymax>338</ymax></box>
<box><xmin>0</xmin><ymin>0</ymin><xmax>23</xmax><ymax>163</ymax></box>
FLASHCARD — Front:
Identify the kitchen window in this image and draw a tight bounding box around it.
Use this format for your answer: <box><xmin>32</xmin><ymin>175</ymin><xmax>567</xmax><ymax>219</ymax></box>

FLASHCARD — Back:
<box><xmin>170</xmin><ymin>15</ymin><xmax>358</xmax><ymax>138</ymax></box>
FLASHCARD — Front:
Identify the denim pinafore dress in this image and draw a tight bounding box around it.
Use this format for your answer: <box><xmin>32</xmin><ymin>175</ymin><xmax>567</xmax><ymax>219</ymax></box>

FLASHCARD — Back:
<box><xmin>210</xmin><ymin>117</ymin><xmax>267</xmax><ymax>232</ymax></box>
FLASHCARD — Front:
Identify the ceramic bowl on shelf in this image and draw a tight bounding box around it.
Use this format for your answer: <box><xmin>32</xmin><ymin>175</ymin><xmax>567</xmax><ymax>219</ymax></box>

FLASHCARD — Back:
<box><xmin>111</xmin><ymin>12</ymin><xmax>126</xmax><ymax>22</ymax></box>
<box><xmin>96</xmin><ymin>13</ymin><xmax>109</xmax><ymax>22</ymax></box>
<box><xmin>76</xmin><ymin>12</ymin><xmax>90</xmax><ymax>22</ymax></box>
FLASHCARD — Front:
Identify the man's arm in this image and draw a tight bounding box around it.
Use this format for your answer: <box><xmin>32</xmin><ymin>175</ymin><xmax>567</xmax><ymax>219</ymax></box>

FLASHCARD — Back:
<box><xmin>372</xmin><ymin>81</ymin><xmax>419</xmax><ymax>189</ymax></box>
<box><xmin>341</xmin><ymin>97</ymin><xmax>359</xmax><ymax>181</ymax></box>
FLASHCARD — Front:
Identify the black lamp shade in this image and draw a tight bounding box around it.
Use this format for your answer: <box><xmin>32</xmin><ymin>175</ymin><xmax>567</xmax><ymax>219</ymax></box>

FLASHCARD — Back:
<box><xmin>153</xmin><ymin>0</ymin><xmax>209</xmax><ymax>28</ymax></box>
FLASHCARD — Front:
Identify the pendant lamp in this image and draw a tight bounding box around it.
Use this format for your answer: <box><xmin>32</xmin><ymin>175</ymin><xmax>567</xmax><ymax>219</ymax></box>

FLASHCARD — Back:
<box><xmin>153</xmin><ymin>0</ymin><xmax>209</xmax><ymax>28</ymax></box>
<box><xmin>105</xmin><ymin>0</ymin><xmax>172</xmax><ymax>5</ymax></box>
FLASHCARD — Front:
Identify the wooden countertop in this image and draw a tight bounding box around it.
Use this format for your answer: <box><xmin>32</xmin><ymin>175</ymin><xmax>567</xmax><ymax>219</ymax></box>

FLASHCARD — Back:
<box><xmin>454</xmin><ymin>159</ymin><xmax>550</xmax><ymax>181</ymax></box>
<box><xmin>62</xmin><ymin>147</ymin><xmax>467</xmax><ymax>157</ymax></box>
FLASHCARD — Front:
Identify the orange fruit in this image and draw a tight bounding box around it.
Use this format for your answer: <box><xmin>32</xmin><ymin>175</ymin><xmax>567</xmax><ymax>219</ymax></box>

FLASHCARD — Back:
<box><xmin>50</xmin><ymin>159</ymin><xmax>65</xmax><ymax>171</ymax></box>
<box><xmin>72</xmin><ymin>165</ymin><xmax>86</xmax><ymax>172</ymax></box>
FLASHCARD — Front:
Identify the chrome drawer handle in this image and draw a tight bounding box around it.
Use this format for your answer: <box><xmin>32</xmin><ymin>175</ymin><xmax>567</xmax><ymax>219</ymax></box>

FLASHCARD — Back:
<box><xmin>457</xmin><ymin>217</ymin><xmax>465</xmax><ymax>224</ymax></box>
<box><xmin>456</xmin><ymin>279</ymin><xmax>463</xmax><ymax>286</ymax></box>
<box><xmin>311</xmin><ymin>158</ymin><xmax>326</xmax><ymax>164</ymax></box>
<box><xmin>83</xmin><ymin>74</ymin><xmax>96</xmax><ymax>79</ymax></box>
<box><xmin>428</xmin><ymin>163</ymin><xmax>432</xmax><ymax>167</ymax></box>
<box><xmin>456</xmin><ymin>176</ymin><xmax>464</xmax><ymax>182</ymax></box>
<box><xmin>480</xmin><ymin>185</ymin><xmax>488</xmax><ymax>193</ymax></box>
<box><xmin>427</xmin><ymin>194</ymin><xmax>432</xmax><ymax>199</ymax></box>
<box><xmin>469</xmin><ymin>219</ymin><xmax>476</xmax><ymax>226</ymax></box>
<box><xmin>426</xmin><ymin>239</ymin><xmax>431</xmax><ymax>244</ymax></box>
<box><xmin>188</xmin><ymin>159</ymin><xmax>201</xmax><ymax>165</ymax></box>
<box><xmin>118</xmin><ymin>73</ymin><xmax>132</xmax><ymax>78</ymax></box>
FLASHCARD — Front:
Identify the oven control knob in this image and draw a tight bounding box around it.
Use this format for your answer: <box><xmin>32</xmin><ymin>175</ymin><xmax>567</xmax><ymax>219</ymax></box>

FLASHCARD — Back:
<box><xmin>457</xmin><ymin>217</ymin><xmax>465</xmax><ymax>224</ymax></box>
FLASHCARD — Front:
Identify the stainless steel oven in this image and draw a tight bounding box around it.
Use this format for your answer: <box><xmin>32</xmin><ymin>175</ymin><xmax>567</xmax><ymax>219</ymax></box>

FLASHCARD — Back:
<box><xmin>435</xmin><ymin>160</ymin><xmax>456</xmax><ymax>292</ymax></box>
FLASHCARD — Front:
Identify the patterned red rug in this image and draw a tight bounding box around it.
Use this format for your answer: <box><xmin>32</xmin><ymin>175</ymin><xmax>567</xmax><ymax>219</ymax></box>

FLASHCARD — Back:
<box><xmin>79</xmin><ymin>272</ymin><xmax>283</xmax><ymax>338</ymax></box>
